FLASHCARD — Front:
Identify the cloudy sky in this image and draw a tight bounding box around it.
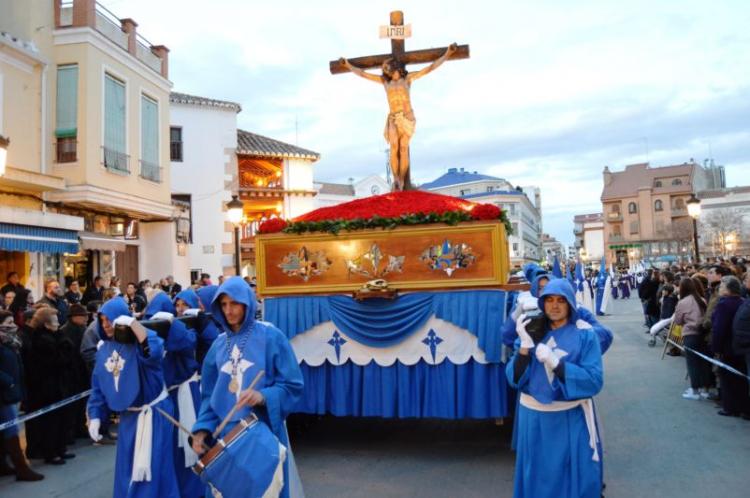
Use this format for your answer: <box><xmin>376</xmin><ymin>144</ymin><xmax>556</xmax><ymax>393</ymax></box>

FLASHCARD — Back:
<box><xmin>110</xmin><ymin>0</ymin><xmax>749</xmax><ymax>246</ymax></box>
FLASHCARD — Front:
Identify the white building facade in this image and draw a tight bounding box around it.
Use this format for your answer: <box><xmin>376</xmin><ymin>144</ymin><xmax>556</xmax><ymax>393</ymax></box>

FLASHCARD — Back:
<box><xmin>573</xmin><ymin>213</ymin><xmax>604</xmax><ymax>265</ymax></box>
<box><xmin>169</xmin><ymin>92</ymin><xmax>241</xmax><ymax>283</ymax></box>
<box><xmin>313</xmin><ymin>175</ymin><xmax>390</xmax><ymax>209</ymax></box>
<box><xmin>422</xmin><ymin>168</ymin><xmax>543</xmax><ymax>266</ymax></box>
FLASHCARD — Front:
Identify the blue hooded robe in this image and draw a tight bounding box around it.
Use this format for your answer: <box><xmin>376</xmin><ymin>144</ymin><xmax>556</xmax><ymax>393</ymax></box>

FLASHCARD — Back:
<box><xmin>87</xmin><ymin>297</ymin><xmax>179</xmax><ymax>498</ymax></box>
<box><xmin>193</xmin><ymin>277</ymin><xmax>304</xmax><ymax>498</ymax></box>
<box><xmin>154</xmin><ymin>291</ymin><xmax>203</xmax><ymax>498</ymax></box>
<box><xmin>506</xmin><ymin>279</ymin><xmax>604</xmax><ymax>498</ymax></box>
<box><xmin>195</xmin><ymin>285</ymin><xmax>220</xmax><ymax>365</ymax></box>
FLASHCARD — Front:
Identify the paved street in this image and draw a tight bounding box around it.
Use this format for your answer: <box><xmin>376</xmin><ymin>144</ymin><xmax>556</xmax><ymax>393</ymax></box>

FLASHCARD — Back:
<box><xmin>3</xmin><ymin>297</ymin><xmax>749</xmax><ymax>497</ymax></box>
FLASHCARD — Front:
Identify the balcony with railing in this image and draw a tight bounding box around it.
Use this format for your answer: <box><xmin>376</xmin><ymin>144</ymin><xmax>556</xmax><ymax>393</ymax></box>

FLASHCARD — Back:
<box><xmin>55</xmin><ymin>0</ymin><xmax>168</xmax><ymax>78</ymax></box>
<box><xmin>606</xmin><ymin>211</ymin><xmax>623</xmax><ymax>222</ymax></box>
<box><xmin>102</xmin><ymin>146</ymin><xmax>129</xmax><ymax>174</ymax></box>
<box><xmin>139</xmin><ymin>160</ymin><xmax>161</xmax><ymax>183</ymax></box>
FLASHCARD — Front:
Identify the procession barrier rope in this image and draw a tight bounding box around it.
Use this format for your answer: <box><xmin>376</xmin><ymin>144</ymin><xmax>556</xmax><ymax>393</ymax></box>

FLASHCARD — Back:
<box><xmin>660</xmin><ymin>322</ymin><xmax>684</xmax><ymax>360</ymax></box>
<box><xmin>0</xmin><ymin>374</ymin><xmax>204</xmax><ymax>432</ymax></box>
<box><xmin>0</xmin><ymin>389</ymin><xmax>92</xmax><ymax>432</ymax></box>
<box><xmin>664</xmin><ymin>335</ymin><xmax>750</xmax><ymax>382</ymax></box>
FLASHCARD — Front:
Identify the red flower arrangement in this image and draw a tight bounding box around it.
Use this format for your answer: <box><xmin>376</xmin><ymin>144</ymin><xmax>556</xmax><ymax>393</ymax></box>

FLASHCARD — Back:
<box><xmin>257</xmin><ymin>218</ymin><xmax>288</xmax><ymax>234</ymax></box>
<box><xmin>470</xmin><ymin>203</ymin><xmax>501</xmax><ymax>220</ymax></box>
<box><xmin>294</xmin><ymin>190</ymin><xmax>475</xmax><ymax>222</ymax></box>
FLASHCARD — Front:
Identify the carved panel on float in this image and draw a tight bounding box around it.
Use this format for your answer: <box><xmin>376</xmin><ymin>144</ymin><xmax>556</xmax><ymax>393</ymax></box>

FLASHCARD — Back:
<box><xmin>256</xmin><ymin>221</ymin><xmax>509</xmax><ymax>295</ymax></box>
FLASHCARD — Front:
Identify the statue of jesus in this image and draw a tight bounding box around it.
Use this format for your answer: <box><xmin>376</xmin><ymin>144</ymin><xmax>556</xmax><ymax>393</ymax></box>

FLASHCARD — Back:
<box><xmin>338</xmin><ymin>43</ymin><xmax>458</xmax><ymax>191</ymax></box>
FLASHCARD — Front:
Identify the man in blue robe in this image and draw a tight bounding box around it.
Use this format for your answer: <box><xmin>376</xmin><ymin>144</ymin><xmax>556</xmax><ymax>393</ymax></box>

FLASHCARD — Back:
<box><xmin>86</xmin><ymin>297</ymin><xmax>180</xmax><ymax>498</ymax></box>
<box><xmin>148</xmin><ymin>290</ymin><xmax>204</xmax><ymax>498</ymax></box>
<box><xmin>191</xmin><ymin>277</ymin><xmax>304</xmax><ymax>498</ymax></box>
<box><xmin>507</xmin><ymin>279</ymin><xmax>604</xmax><ymax>498</ymax></box>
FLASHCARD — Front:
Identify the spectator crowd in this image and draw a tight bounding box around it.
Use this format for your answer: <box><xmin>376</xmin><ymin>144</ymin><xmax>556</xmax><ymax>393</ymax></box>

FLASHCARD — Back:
<box><xmin>639</xmin><ymin>257</ymin><xmax>750</xmax><ymax>420</ymax></box>
<box><xmin>0</xmin><ymin>270</ymin><xmax>256</xmax><ymax>481</ymax></box>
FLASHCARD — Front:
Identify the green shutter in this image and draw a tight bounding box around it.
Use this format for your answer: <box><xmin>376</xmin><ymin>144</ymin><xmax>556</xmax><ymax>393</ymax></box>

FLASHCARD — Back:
<box><xmin>140</xmin><ymin>95</ymin><xmax>159</xmax><ymax>180</ymax></box>
<box><xmin>55</xmin><ymin>65</ymin><xmax>78</xmax><ymax>137</ymax></box>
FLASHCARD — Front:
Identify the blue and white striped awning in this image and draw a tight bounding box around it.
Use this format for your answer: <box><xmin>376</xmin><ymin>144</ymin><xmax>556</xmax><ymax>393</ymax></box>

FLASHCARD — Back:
<box><xmin>0</xmin><ymin>222</ymin><xmax>79</xmax><ymax>254</ymax></box>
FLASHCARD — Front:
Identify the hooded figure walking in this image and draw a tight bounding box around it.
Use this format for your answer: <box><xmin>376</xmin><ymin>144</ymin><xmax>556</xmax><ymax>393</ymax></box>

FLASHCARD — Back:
<box><xmin>191</xmin><ymin>277</ymin><xmax>303</xmax><ymax>498</ymax></box>
<box><xmin>507</xmin><ymin>279</ymin><xmax>604</xmax><ymax>498</ymax></box>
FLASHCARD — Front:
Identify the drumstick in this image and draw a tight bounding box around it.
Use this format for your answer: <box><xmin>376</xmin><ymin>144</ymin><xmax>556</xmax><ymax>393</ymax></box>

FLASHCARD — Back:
<box><xmin>155</xmin><ymin>407</ymin><xmax>210</xmax><ymax>451</ymax></box>
<box><xmin>212</xmin><ymin>370</ymin><xmax>265</xmax><ymax>439</ymax></box>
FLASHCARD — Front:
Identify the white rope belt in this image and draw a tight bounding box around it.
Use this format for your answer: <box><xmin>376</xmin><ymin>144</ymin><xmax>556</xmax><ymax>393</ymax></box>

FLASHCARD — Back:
<box><xmin>127</xmin><ymin>388</ymin><xmax>169</xmax><ymax>482</ymax></box>
<box><xmin>168</xmin><ymin>372</ymin><xmax>200</xmax><ymax>467</ymax></box>
<box><xmin>519</xmin><ymin>392</ymin><xmax>600</xmax><ymax>462</ymax></box>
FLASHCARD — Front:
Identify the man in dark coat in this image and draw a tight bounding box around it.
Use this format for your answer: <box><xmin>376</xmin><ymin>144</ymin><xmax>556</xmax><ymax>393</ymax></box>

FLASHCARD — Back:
<box><xmin>81</xmin><ymin>276</ymin><xmax>104</xmax><ymax>306</ymax></box>
<box><xmin>36</xmin><ymin>279</ymin><xmax>69</xmax><ymax>326</ymax></box>
<box><xmin>638</xmin><ymin>270</ymin><xmax>660</xmax><ymax>328</ymax></box>
<box><xmin>161</xmin><ymin>275</ymin><xmax>182</xmax><ymax>298</ymax></box>
<box><xmin>59</xmin><ymin>304</ymin><xmax>90</xmax><ymax>438</ymax></box>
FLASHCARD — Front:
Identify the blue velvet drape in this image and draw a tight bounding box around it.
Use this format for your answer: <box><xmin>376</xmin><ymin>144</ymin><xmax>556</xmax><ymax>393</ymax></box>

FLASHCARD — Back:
<box><xmin>264</xmin><ymin>290</ymin><xmax>507</xmax><ymax>363</ymax></box>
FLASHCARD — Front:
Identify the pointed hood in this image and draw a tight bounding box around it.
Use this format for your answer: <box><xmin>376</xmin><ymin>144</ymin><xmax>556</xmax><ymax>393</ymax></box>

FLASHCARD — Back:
<box><xmin>144</xmin><ymin>292</ymin><xmax>175</xmax><ymax>319</ymax></box>
<box><xmin>196</xmin><ymin>285</ymin><xmax>219</xmax><ymax>310</ymax></box>
<box><xmin>97</xmin><ymin>296</ymin><xmax>130</xmax><ymax>340</ymax></box>
<box><xmin>210</xmin><ymin>276</ymin><xmax>257</xmax><ymax>333</ymax></box>
<box><xmin>174</xmin><ymin>288</ymin><xmax>199</xmax><ymax>309</ymax></box>
<box><xmin>538</xmin><ymin>278</ymin><xmax>579</xmax><ymax>323</ymax></box>
<box><xmin>530</xmin><ymin>272</ymin><xmax>552</xmax><ymax>298</ymax></box>
<box><xmin>522</xmin><ymin>263</ymin><xmax>540</xmax><ymax>282</ymax></box>
<box><xmin>552</xmin><ymin>256</ymin><xmax>563</xmax><ymax>279</ymax></box>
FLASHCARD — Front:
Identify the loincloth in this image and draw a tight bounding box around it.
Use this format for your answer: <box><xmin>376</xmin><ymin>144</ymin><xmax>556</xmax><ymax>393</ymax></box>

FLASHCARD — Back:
<box><xmin>384</xmin><ymin>111</ymin><xmax>416</xmax><ymax>142</ymax></box>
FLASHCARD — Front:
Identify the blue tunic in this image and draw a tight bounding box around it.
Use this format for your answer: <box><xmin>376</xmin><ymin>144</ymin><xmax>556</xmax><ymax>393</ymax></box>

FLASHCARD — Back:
<box><xmin>87</xmin><ymin>298</ymin><xmax>179</xmax><ymax>498</ymax></box>
<box><xmin>193</xmin><ymin>277</ymin><xmax>304</xmax><ymax>498</ymax></box>
<box><xmin>162</xmin><ymin>319</ymin><xmax>203</xmax><ymax>498</ymax></box>
<box><xmin>506</xmin><ymin>279</ymin><xmax>604</xmax><ymax>498</ymax></box>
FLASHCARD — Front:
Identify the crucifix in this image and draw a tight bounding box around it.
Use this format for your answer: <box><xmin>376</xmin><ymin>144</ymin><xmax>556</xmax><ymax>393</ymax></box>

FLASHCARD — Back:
<box><xmin>330</xmin><ymin>11</ymin><xmax>470</xmax><ymax>191</ymax></box>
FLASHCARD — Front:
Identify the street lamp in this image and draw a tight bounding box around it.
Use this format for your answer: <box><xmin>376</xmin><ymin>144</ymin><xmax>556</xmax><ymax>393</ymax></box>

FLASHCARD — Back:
<box><xmin>686</xmin><ymin>194</ymin><xmax>701</xmax><ymax>264</ymax></box>
<box><xmin>226</xmin><ymin>194</ymin><xmax>244</xmax><ymax>276</ymax></box>
<box><xmin>0</xmin><ymin>135</ymin><xmax>9</xmax><ymax>176</ymax></box>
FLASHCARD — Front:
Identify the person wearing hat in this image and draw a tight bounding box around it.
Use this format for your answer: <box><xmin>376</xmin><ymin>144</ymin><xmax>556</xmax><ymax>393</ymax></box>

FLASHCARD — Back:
<box><xmin>60</xmin><ymin>304</ymin><xmax>90</xmax><ymax>439</ymax></box>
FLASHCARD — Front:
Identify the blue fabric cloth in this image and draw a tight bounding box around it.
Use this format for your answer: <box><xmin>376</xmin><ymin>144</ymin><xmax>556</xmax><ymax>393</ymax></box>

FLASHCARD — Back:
<box><xmin>507</xmin><ymin>277</ymin><xmax>604</xmax><ymax>498</ymax></box>
<box><xmin>196</xmin><ymin>285</ymin><xmax>219</xmax><ymax>310</ymax></box>
<box><xmin>296</xmin><ymin>359</ymin><xmax>508</xmax><ymax>418</ymax></box>
<box><xmin>193</xmin><ymin>277</ymin><xmax>303</xmax><ymax>498</ymax></box>
<box><xmin>143</xmin><ymin>292</ymin><xmax>175</xmax><ymax>319</ymax></box>
<box><xmin>264</xmin><ymin>291</ymin><xmax>508</xmax><ymax>363</ymax></box>
<box><xmin>173</xmin><ymin>289</ymin><xmax>199</xmax><ymax>309</ymax></box>
<box><xmin>169</xmin><ymin>381</ymin><xmax>202</xmax><ymax>498</ymax></box>
<box><xmin>552</xmin><ymin>256</ymin><xmax>563</xmax><ymax>278</ymax></box>
<box><xmin>0</xmin><ymin>222</ymin><xmax>79</xmax><ymax>253</ymax></box>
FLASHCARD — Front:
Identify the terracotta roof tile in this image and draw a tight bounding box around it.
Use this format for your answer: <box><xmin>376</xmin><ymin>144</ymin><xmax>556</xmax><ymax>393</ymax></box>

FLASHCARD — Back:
<box><xmin>237</xmin><ymin>129</ymin><xmax>320</xmax><ymax>160</ymax></box>
<box><xmin>170</xmin><ymin>91</ymin><xmax>241</xmax><ymax>112</ymax></box>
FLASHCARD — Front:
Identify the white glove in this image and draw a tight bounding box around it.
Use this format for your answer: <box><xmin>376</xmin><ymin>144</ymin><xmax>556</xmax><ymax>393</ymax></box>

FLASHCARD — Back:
<box><xmin>113</xmin><ymin>315</ymin><xmax>135</xmax><ymax>327</ymax></box>
<box><xmin>151</xmin><ymin>311</ymin><xmax>174</xmax><ymax>322</ymax></box>
<box><xmin>515</xmin><ymin>314</ymin><xmax>534</xmax><ymax>349</ymax></box>
<box><xmin>183</xmin><ymin>308</ymin><xmax>201</xmax><ymax>317</ymax></box>
<box><xmin>88</xmin><ymin>419</ymin><xmax>103</xmax><ymax>442</ymax></box>
<box><xmin>535</xmin><ymin>343</ymin><xmax>560</xmax><ymax>369</ymax></box>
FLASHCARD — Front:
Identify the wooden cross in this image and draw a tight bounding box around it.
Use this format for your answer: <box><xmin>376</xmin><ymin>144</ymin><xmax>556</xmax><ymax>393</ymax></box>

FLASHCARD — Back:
<box><xmin>329</xmin><ymin>11</ymin><xmax>469</xmax><ymax>74</ymax></box>
<box><xmin>329</xmin><ymin>11</ymin><xmax>469</xmax><ymax>190</ymax></box>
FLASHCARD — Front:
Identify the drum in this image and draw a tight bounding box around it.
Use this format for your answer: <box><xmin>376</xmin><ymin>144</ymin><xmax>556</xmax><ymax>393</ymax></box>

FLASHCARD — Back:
<box><xmin>193</xmin><ymin>415</ymin><xmax>287</xmax><ymax>498</ymax></box>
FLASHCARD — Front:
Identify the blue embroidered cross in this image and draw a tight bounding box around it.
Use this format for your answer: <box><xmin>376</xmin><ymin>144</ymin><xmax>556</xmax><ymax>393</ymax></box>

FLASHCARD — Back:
<box><xmin>422</xmin><ymin>329</ymin><xmax>444</xmax><ymax>364</ymax></box>
<box><xmin>327</xmin><ymin>330</ymin><xmax>347</xmax><ymax>364</ymax></box>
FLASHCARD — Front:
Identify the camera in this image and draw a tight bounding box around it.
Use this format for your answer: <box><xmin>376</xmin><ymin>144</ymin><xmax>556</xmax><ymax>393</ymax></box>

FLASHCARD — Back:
<box><xmin>523</xmin><ymin>310</ymin><xmax>548</xmax><ymax>344</ymax></box>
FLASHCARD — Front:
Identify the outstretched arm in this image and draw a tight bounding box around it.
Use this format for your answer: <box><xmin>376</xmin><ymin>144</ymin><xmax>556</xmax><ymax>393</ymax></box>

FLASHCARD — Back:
<box><xmin>339</xmin><ymin>58</ymin><xmax>383</xmax><ymax>84</ymax></box>
<box><xmin>407</xmin><ymin>43</ymin><xmax>457</xmax><ymax>82</ymax></box>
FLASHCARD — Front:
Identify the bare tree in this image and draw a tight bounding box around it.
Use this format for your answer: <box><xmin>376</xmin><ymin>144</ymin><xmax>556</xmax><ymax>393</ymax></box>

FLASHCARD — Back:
<box><xmin>700</xmin><ymin>208</ymin><xmax>745</xmax><ymax>256</ymax></box>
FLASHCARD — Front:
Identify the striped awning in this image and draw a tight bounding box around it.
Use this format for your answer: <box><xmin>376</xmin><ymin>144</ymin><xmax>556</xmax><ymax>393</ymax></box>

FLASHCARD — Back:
<box><xmin>0</xmin><ymin>222</ymin><xmax>79</xmax><ymax>254</ymax></box>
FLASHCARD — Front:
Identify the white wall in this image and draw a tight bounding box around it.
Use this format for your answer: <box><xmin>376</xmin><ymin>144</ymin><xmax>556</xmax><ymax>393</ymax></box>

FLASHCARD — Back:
<box><xmin>139</xmin><ymin>221</ymin><xmax>190</xmax><ymax>285</ymax></box>
<box><xmin>170</xmin><ymin>103</ymin><xmax>237</xmax><ymax>280</ymax></box>
<box><xmin>584</xmin><ymin>228</ymin><xmax>604</xmax><ymax>260</ymax></box>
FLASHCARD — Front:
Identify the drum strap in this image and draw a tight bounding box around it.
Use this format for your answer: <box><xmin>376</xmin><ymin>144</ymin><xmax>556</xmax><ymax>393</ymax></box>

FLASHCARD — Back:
<box><xmin>519</xmin><ymin>392</ymin><xmax>599</xmax><ymax>462</ymax></box>
<box><xmin>127</xmin><ymin>387</ymin><xmax>169</xmax><ymax>482</ymax></box>
<box><xmin>169</xmin><ymin>372</ymin><xmax>200</xmax><ymax>467</ymax></box>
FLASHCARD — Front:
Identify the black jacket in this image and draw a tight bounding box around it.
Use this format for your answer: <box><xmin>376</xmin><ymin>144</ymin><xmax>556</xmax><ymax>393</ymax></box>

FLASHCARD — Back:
<box><xmin>22</xmin><ymin>327</ymin><xmax>76</xmax><ymax>408</ymax></box>
<box><xmin>732</xmin><ymin>298</ymin><xmax>750</xmax><ymax>354</ymax></box>
<box><xmin>81</xmin><ymin>285</ymin><xmax>104</xmax><ymax>306</ymax></box>
<box><xmin>0</xmin><ymin>343</ymin><xmax>24</xmax><ymax>404</ymax></box>
<box><xmin>37</xmin><ymin>295</ymin><xmax>69</xmax><ymax>325</ymax></box>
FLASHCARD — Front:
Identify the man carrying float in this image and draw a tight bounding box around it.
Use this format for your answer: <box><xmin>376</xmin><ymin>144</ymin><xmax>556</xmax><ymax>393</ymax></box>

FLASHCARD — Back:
<box><xmin>86</xmin><ymin>297</ymin><xmax>180</xmax><ymax>498</ymax></box>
